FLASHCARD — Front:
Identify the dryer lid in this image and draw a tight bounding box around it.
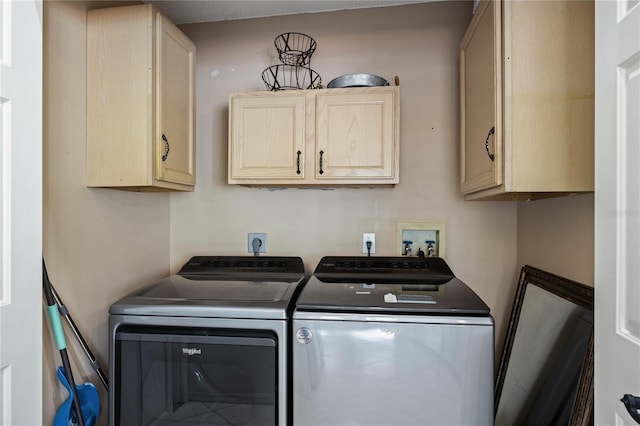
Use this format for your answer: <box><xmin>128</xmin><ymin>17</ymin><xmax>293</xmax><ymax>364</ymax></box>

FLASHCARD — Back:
<box><xmin>295</xmin><ymin>256</ymin><xmax>490</xmax><ymax>316</ymax></box>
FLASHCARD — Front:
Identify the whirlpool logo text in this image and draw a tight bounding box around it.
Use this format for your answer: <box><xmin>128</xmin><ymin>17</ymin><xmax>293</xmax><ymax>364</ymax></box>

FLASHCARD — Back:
<box><xmin>182</xmin><ymin>347</ymin><xmax>202</xmax><ymax>356</ymax></box>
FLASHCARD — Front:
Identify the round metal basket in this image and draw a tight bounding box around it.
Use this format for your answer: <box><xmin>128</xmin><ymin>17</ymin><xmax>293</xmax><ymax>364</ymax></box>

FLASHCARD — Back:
<box><xmin>262</xmin><ymin>65</ymin><xmax>322</xmax><ymax>91</ymax></box>
<box><xmin>274</xmin><ymin>32</ymin><xmax>317</xmax><ymax>66</ymax></box>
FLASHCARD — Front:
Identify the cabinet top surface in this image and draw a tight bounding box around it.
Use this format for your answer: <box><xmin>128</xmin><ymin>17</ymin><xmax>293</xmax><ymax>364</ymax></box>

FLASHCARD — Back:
<box><xmin>230</xmin><ymin>85</ymin><xmax>400</xmax><ymax>97</ymax></box>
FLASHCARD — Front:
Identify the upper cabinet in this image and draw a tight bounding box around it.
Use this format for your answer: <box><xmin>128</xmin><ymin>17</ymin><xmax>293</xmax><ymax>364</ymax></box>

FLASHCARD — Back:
<box><xmin>460</xmin><ymin>0</ymin><xmax>594</xmax><ymax>200</ymax></box>
<box><xmin>87</xmin><ymin>4</ymin><xmax>196</xmax><ymax>191</ymax></box>
<box><xmin>228</xmin><ymin>86</ymin><xmax>400</xmax><ymax>186</ymax></box>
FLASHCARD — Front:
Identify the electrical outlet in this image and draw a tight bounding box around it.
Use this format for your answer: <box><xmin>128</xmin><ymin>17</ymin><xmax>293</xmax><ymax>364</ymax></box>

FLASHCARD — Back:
<box><xmin>362</xmin><ymin>233</ymin><xmax>376</xmax><ymax>254</ymax></box>
<box><xmin>248</xmin><ymin>233</ymin><xmax>267</xmax><ymax>254</ymax></box>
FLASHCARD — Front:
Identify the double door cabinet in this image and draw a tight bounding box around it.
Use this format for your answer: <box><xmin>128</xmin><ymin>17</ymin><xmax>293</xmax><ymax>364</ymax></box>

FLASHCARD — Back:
<box><xmin>228</xmin><ymin>86</ymin><xmax>400</xmax><ymax>186</ymax></box>
<box><xmin>460</xmin><ymin>0</ymin><xmax>594</xmax><ymax>200</ymax></box>
<box><xmin>87</xmin><ymin>4</ymin><xmax>196</xmax><ymax>191</ymax></box>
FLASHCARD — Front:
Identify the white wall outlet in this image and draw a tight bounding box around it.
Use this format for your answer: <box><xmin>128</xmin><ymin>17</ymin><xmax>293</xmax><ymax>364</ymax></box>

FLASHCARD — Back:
<box><xmin>248</xmin><ymin>233</ymin><xmax>267</xmax><ymax>254</ymax></box>
<box><xmin>362</xmin><ymin>233</ymin><xmax>376</xmax><ymax>254</ymax></box>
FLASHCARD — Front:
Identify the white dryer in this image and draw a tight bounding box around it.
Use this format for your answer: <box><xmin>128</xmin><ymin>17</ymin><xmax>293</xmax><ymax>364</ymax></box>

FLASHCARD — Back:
<box><xmin>292</xmin><ymin>256</ymin><xmax>494</xmax><ymax>426</ymax></box>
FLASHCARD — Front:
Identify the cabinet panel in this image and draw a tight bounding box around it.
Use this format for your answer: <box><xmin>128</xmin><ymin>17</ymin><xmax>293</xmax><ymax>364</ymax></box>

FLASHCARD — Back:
<box><xmin>229</xmin><ymin>94</ymin><xmax>306</xmax><ymax>181</ymax></box>
<box><xmin>505</xmin><ymin>0</ymin><xmax>594</xmax><ymax>192</ymax></box>
<box><xmin>156</xmin><ymin>13</ymin><xmax>195</xmax><ymax>185</ymax></box>
<box><xmin>228</xmin><ymin>87</ymin><xmax>399</xmax><ymax>187</ymax></box>
<box><xmin>460</xmin><ymin>0</ymin><xmax>593</xmax><ymax>200</ymax></box>
<box><xmin>316</xmin><ymin>91</ymin><xmax>395</xmax><ymax>180</ymax></box>
<box><xmin>87</xmin><ymin>4</ymin><xmax>195</xmax><ymax>191</ymax></box>
<box><xmin>87</xmin><ymin>5</ymin><xmax>152</xmax><ymax>188</ymax></box>
<box><xmin>460</xmin><ymin>0</ymin><xmax>502</xmax><ymax>193</ymax></box>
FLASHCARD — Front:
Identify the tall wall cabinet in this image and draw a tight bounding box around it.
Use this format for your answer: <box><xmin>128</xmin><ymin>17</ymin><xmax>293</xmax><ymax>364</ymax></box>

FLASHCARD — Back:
<box><xmin>228</xmin><ymin>86</ymin><xmax>400</xmax><ymax>186</ymax></box>
<box><xmin>460</xmin><ymin>0</ymin><xmax>594</xmax><ymax>200</ymax></box>
<box><xmin>87</xmin><ymin>4</ymin><xmax>196</xmax><ymax>191</ymax></box>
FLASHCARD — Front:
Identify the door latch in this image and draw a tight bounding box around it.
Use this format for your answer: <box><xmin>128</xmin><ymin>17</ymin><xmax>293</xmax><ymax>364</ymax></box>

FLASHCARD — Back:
<box><xmin>621</xmin><ymin>394</ymin><xmax>640</xmax><ymax>424</ymax></box>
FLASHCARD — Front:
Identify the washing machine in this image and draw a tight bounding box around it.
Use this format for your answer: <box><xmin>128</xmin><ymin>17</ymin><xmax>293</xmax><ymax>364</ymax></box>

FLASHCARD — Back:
<box><xmin>292</xmin><ymin>256</ymin><xmax>494</xmax><ymax>426</ymax></box>
<box><xmin>108</xmin><ymin>256</ymin><xmax>306</xmax><ymax>426</ymax></box>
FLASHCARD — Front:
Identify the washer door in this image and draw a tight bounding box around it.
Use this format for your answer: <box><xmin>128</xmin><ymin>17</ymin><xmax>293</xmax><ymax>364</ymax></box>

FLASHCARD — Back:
<box><xmin>115</xmin><ymin>326</ymin><xmax>277</xmax><ymax>425</ymax></box>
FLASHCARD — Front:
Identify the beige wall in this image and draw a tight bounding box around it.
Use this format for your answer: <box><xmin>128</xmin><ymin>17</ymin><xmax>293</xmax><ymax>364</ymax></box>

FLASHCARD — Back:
<box><xmin>43</xmin><ymin>2</ymin><xmax>168</xmax><ymax>424</ymax></box>
<box><xmin>173</xmin><ymin>1</ymin><xmax>518</xmax><ymax>360</ymax></box>
<box><xmin>43</xmin><ymin>1</ymin><xmax>597</xmax><ymax>424</ymax></box>
<box><xmin>517</xmin><ymin>194</ymin><xmax>594</xmax><ymax>286</ymax></box>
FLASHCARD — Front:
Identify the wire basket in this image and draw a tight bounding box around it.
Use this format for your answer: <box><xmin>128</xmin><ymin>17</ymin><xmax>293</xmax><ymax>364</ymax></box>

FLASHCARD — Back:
<box><xmin>274</xmin><ymin>32</ymin><xmax>317</xmax><ymax>66</ymax></box>
<box><xmin>262</xmin><ymin>65</ymin><xmax>322</xmax><ymax>91</ymax></box>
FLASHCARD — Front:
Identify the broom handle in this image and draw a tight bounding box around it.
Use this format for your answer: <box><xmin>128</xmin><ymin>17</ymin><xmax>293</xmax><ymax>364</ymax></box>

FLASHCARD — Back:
<box><xmin>50</xmin><ymin>284</ymin><xmax>109</xmax><ymax>390</ymax></box>
<box><xmin>43</xmin><ymin>262</ymin><xmax>86</xmax><ymax>426</ymax></box>
<box><xmin>60</xmin><ymin>349</ymin><xmax>86</xmax><ymax>426</ymax></box>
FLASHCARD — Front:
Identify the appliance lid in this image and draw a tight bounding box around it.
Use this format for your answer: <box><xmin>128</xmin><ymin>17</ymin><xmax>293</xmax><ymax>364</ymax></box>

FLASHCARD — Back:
<box><xmin>131</xmin><ymin>275</ymin><xmax>294</xmax><ymax>301</ymax></box>
<box><xmin>296</xmin><ymin>256</ymin><xmax>489</xmax><ymax>315</ymax></box>
<box><xmin>109</xmin><ymin>256</ymin><xmax>307</xmax><ymax>319</ymax></box>
<box><xmin>313</xmin><ymin>256</ymin><xmax>455</xmax><ymax>284</ymax></box>
<box><xmin>178</xmin><ymin>255</ymin><xmax>305</xmax><ymax>280</ymax></box>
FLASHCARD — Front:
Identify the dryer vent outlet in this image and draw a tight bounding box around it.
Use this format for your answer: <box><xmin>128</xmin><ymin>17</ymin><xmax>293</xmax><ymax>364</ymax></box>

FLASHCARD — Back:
<box><xmin>248</xmin><ymin>233</ymin><xmax>267</xmax><ymax>254</ymax></box>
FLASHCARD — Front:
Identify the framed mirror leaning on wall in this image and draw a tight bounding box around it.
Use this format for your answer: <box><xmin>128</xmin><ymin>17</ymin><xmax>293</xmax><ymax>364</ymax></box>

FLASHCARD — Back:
<box><xmin>495</xmin><ymin>266</ymin><xmax>594</xmax><ymax>426</ymax></box>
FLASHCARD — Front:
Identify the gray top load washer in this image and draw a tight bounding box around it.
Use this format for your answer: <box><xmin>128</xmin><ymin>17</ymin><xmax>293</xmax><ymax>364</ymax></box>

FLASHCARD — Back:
<box><xmin>292</xmin><ymin>256</ymin><xmax>494</xmax><ymax>426</ymax></box>
<box><xmin>110</xmin><ymin>255</ymin><xmax>307</xmax><ymax>319</ymax></box>
<box><xmin>109</xmin><ymin>256</ymin><xmax>307</xmax><ymax>426</ymax></box>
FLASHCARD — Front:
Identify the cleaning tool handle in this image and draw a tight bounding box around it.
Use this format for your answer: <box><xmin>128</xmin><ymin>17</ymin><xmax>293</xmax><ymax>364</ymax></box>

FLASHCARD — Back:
<box><xmin>43</xmin><ymin>261</ymin><xmax>67</xmax><ymax>350</ymax></box>
<box><xmin>42</xmin><ymin>259</ymin><xmax>56</xmax><ymax>305</ymax></box>
<box><xmin>47</xmin><ymin>305</ymin><xmax>67</xmax><ymax>350</ymax></box>
<box><xmin>51</xmin><ymin>284</ymin><xmax>109</xmax><ymax>390</ymax></box>
<box><xmin>43</xmin><ymin>258</ymin><xmax>85</xmax><ymax>426</ymax></box>
<box><xmin>60</xmin><ymin>351</ymin><xmax>86</xmax><ymax>426</ymax></box>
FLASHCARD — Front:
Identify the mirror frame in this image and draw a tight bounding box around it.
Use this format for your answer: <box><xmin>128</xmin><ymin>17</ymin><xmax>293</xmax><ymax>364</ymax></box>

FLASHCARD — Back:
<box><xmin>495</xmin><ymin>265</ymin><xmax>594</xmax><ymax>425</ymax></box>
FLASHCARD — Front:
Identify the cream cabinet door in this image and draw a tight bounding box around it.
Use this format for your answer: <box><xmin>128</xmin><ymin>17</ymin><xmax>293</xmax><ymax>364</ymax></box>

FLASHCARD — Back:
<box><xmin>87</xmin><ymin>4</ymin><xmax>195</xmax><ymax>191</ymax></box>
<box><xmin>315</xmin><ymin>89</ymin><xmax>397</xmax><ymax>181</ymax></box>
<box><xmin>229</xmin><ymin>93</ymin><xmax>306</xmax><ymax>181</ymax></box>
<box><xmin>460</xmin><ymin>0</ymin><xmax>502</xmax><ymax>194</ymax></box>
<box><xmin>460</xmin><ymin>0</ymin><xmax>593</xmax><ymax>200</ymax></box>
<box><xmin>156</xmin><ymin>13</ymin><xmax>196</xmax><ymax>186</ymax></box>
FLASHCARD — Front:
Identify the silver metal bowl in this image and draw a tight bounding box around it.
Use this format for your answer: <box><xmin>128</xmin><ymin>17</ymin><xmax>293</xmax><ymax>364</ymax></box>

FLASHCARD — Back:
<box><xmin>326</xmin><ymin>74</ymin><xmax>389</xmax><ymax>88</ymax></box>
